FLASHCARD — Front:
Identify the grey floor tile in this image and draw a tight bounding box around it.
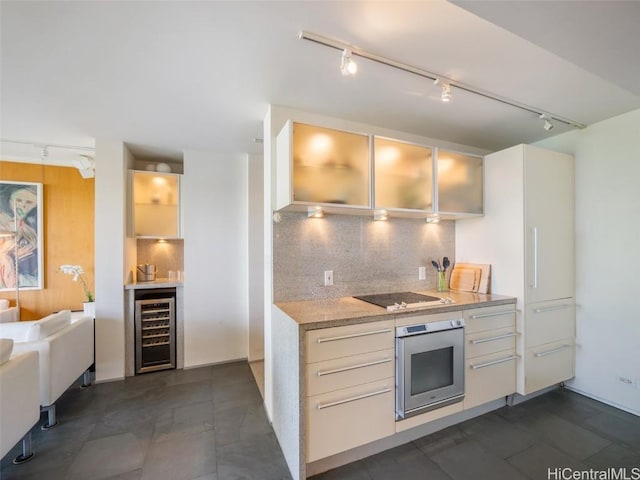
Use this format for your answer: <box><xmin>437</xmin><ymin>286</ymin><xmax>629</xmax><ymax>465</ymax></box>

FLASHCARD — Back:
<box><xmin>66</xmin><ymin>432</ymin><xmax>149</xmax><ymax>480</ymax></box>
<box><xmin>584</xmin><ymin>442</ymin><xmax>640</xmax><ymax>469</ymax></box>
<box><xmin>458</xmin><ymin>412</ymin><xmax>537</xmax><ymax>459</ymax></box>
<box><xmin>582</xmin><ymin>411</ymin><xmax>640</xmax><ymax>449</ymax></box>
<box><xmin>309</xmin><ymin>460</ymin><xmax>372</xmax><ymax>480</ymax></box>
<box><xmin>412</xmin><ymin>425</ymin><xmax>467</xmax><ymax>457</ymax></box>
<box><xmin>507</xmin><ymin>443</ymin><xmax>588</xmax><ymax>480</ymax></box>
<box><xmin>516</xmin><ymin>409</ymin><xmax>612</xmax><ymax>460</ymax></box>
<box><xmin>362</xmin><ymin>442</ymin><xmax>425</xmax><ymax>468</ymax></box>
<box><xmin>214</xmin><ymin>402</ymin><xmax>273</xmax><ymax>447</ymax></box>
<box><xmin>429</xmin><ymin>438</ymin><xmax>529</xmax><ymax>480</ymax></box>
<box><xmin>367</xmin><ymin>454</ymin><xmax>452</xmax><ymax>480</ymax></box>
<box><xmin>141</xmin><ymin>429</ymin><xmax>217</xmax><ymax>480</ymax></box>
<box><xmin>216</xmin><ymin>431</ymin><xmax>291</xmax><ymax>480</ymax></box>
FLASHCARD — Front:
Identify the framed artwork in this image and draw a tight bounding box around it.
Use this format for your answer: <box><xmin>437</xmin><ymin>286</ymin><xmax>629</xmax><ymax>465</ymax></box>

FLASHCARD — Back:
<box><xmin>0</xmin><ymin>181</ymin><xmax>44</xmax><ymax>291</ymax></box>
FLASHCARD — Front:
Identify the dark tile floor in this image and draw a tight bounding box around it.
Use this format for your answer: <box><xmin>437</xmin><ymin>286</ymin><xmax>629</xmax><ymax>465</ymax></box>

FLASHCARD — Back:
<box><xmin>1</xmin><ymin>362</ymin><xmax>638</xmax><ymax>480</ymax></box>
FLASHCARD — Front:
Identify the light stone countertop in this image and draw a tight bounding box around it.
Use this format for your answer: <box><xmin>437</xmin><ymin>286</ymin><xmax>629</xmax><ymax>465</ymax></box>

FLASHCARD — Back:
<box><xmin>124</xmin><ymin>278</ymin><xmax>183</xmax><ymax>290</ymax></box>
<box><xmin>275</xmin><ymin>289</ymin><xmax>516</xmax><ymax>330</ymax></box>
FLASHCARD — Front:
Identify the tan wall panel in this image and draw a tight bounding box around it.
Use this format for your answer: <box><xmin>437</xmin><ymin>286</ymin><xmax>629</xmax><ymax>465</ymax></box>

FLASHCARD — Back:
<box><xmin>0</xmin><ymin>161</ymin><xmax>95</xmax><ymax>320</ymax></box>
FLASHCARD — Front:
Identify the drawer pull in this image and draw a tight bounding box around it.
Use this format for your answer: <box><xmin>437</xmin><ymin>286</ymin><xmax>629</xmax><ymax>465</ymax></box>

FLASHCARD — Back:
<box><xmin>470</xmin><ymin>310</ymin><xmax>516</xmax><ymax>320</ymax></box>
<box><xmin>316</xmin><ymin>358</ymin><xmax>392</xmax><ymax>377</ymax></box>
<box><xmin>316</xmin><ymin>388</ymin><xmax>392</xmax><ymax>410</ymax></box>
<box><xmin>316</xmin><ymin>328</ymin><xmax>392</xmax><ymax>344</ymax></box>
<box><xmin>470</xmin><ymin>355</ymin><xmax>517</xmax><ymax>370</ymax></box>
<box><xmin>470</xmin><ymin>332</ymin><xmax>516</xmax><ymax>345</ymax></box>
<box><xmin>534</xmin><ymin>344</ymin><xmax>572</xmax><ymax>357</ymax></box>
<box><xmin>533</xmin><ymin>304</ymin><xmax>573</xmax><ymax>314</ymax></box>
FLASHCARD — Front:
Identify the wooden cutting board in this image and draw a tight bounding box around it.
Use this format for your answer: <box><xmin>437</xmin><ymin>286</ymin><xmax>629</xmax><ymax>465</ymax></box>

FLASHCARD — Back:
<box><xmin>449</xmin><ymin>266</ymin><xmax>481</xmax><ymax>292</ymax></box>
<box><xmin>450</xmin><ymin>263</ymin><xmax>491</xmax><ymax>293</ymax></box>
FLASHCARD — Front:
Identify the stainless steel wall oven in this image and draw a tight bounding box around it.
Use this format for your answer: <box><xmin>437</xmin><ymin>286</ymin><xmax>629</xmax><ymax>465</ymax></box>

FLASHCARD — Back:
<box><xmin>396</xmin><ymin>318</ymin><xmax>465</xmax><ymax>420</ymax></box>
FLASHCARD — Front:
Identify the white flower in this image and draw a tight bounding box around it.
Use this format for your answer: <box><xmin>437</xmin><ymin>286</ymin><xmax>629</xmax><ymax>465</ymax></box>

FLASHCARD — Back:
<box><xmin>58</xmin><ymin>265</ymin><xmax>94</xmax><ymax>302</ymax></box>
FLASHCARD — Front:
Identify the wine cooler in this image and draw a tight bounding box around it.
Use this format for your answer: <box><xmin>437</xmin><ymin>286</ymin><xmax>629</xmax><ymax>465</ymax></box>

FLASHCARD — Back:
<box><xmin>135</xmin><ymin>291</ymin><xmax>176</xmax><ymax>374</ymax></box>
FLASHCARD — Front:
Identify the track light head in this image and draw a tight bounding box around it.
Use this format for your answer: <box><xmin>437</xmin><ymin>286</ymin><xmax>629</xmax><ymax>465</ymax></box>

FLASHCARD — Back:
<box><xmin>441</xmin><ymin>83</ymin><xmax>452</xmax><ymax>103</ymax></box>
<box><xmin>340</xmin><ymin>49</ymin><xmax>357</xmax><ymax>76</ymax></box>
<box><xmin>539</xmin><ymin>114</ymin><xmax>554</xmax><ymax>131</ymax></box>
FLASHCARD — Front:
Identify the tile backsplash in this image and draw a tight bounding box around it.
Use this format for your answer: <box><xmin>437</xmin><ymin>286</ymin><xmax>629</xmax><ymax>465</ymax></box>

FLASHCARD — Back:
<box><xmin>273</xmin><ymin>212</ymin><xmax>454</xmax><ymax>302</ymax></box>
<box><xmin>136</xmin><ymin>239</ymin><xmax>184</xmax><ymax>278</ymax></box>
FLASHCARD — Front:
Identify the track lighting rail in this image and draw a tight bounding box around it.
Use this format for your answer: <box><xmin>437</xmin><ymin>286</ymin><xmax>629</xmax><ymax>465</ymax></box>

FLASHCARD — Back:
<box><xmin>299</xmin><ymin>30</ymin><xmax>586</xmax><ymax>130</ymax></box>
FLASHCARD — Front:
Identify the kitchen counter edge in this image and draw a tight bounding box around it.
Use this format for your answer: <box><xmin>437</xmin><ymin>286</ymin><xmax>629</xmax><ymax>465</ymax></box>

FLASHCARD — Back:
<box><xmin>124</xmin><ymin>279</ymin><xmax>184</xmax><ymax>290</ymax></box>
<box><xmin>274</xmin><ymin>291</ymin><xmax>516</xmax><ymax>330</ymax></box>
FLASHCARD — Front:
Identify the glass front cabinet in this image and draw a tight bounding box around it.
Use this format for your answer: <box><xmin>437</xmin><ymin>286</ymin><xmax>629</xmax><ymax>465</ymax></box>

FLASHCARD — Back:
<box><xmin>373</xmin><ymin>137</ymin><xmax>434</xmax><ymax>214</ymax></box>
<box><xmin>276</xmin><ymin>120</ymin><xmax>483</xmax><ymax>219</ymax></box>
<box><xmin>130</xmin><ymin>170</ymin><xmax>181</xmax><ymax>238</ymax></box>
<box><xmin>276</xmin><ymin>121</ymin><xmax>370</xmax><ymax>211</ymax></box>
<box><xmin>437</xmin><ymin>150</ymin><xmax>483</xmax><ymax>216</ymax></box>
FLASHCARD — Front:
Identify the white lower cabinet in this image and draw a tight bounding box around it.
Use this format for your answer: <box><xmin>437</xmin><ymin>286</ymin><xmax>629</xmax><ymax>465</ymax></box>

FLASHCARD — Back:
<box><xmin>524</xmin><ymin>339</ymin><xmax>575</xmax><ymax>394</ymax></box>
<box><xmin>463</xmin><ymin>304</ymin><xmax>517</xmax><ymax>410</ymax></box>
<box><xmin>305</xmin><ymin>320</ymin><xmax>395</xmax><ymax>463</ymax></box>
<box><xmin>306</xmin><ymin>378</ymin><xmax>395</xmax><ymax>462</ymax></box>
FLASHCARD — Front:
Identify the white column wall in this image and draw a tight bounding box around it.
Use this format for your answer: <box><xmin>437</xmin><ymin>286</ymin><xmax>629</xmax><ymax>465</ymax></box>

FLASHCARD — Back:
<box><xmin>94</xmin><ymin>140</ymin><xmax>133</xmax><ymax>382</ymax></box>
<box><xmin>182</xmin><ymin>151</ymin><xmax>249</xmax><ymax>367</ymax></box>
<box><xmin>536</xmin><ymin>108</ymin><xmax>640</xmax><ymax>415</ymax></box>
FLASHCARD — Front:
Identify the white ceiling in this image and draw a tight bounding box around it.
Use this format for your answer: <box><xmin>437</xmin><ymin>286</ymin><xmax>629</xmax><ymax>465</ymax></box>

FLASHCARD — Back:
<box><xmin>1</xmin><ymin>1</ymin><xmax>638</xmax><ymax>163</ymax></box>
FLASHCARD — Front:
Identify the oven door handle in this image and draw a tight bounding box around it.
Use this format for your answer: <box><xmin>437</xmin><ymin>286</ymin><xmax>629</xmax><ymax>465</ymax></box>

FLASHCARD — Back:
<box><xmin>316</xmin><ymin>387</ymin><xmax>392</xmax><ymax>410</ymax></box>
<box><xmin>316</xmin><ymin>328</ymin><xmax>392</xmax><ymax>344</ymax></box>
<box><xmin>470</xmin><ymin>355</ymin><xmax>517</xmax><ymax>370</ymax></box>
<box><xmin>316</xmin><ymin>358</ymin><xmax>392</xmax><ymax>377</ymax></box>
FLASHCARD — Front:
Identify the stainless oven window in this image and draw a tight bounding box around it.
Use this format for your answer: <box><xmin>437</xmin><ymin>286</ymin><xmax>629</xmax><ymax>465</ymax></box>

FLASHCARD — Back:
<box><xmin>410</xmin><ymin>347</ymin><xmax>454</xmax><ymax>395</ymax></box>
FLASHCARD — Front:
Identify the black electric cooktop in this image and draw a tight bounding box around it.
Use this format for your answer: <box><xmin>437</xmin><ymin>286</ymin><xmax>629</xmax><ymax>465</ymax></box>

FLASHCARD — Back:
<box><xmin>353</xmin><ymin>292</ymin><xmax>443</xmax><ymax>309</ymax></box>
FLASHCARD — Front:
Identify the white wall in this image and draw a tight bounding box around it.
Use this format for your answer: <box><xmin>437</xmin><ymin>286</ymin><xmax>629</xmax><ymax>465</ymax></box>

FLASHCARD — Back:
<box><xmin>94</xmin><ymin>139</ymin><xmax>132</xmax><ymax>382</ymax></box>
<box><xmin>248</xmin><ymin>153</ymin><xmax>264</xmax><ymax>362</ymax></box>
<box><xmin>182</xmin><ymin>151</ymin><xmax>249</xmax><ymax>367</ymax></box>
<box><xmin>536</xmin><ymin>108</ymin><xmax>640</xmax><ymax>414</ymax></box>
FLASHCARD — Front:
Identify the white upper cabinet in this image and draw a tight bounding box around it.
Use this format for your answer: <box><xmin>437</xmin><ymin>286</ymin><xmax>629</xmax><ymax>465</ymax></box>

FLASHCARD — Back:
<box><xmin>130</xmin><ymin>170</ymin><xmax>181</xmax><ymax>238</ymax></box>
<box><xmin>373</xmin><ymin>137</ymin><xmax>434</xmax><ymax>213</ymax></box>
<box><xmin>276</xmin><ymin>121</ymin><xmax>370</xmax><ymax>211</ymax></box>
<box><xmin>437</xmin><ymin>150</ymin><xmax>483</xmax><ymax>216</ymax></box>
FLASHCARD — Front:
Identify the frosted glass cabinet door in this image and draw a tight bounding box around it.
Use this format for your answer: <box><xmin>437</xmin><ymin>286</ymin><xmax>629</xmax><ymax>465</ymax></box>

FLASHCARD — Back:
<box><xmin>292</xmin><ymin>123</ymin><xmax>370</xmax><ymax>207</ymax></box>
<box><xmin>132</xmin><ymin>171</ymin><xmax>181</xmax><ymax>238</ymax></box>
<box><xmin>374</xmin><ymin>137</ymin><xmax>433</xmax><ymax>211</ymax></box>
<box><xmin>437</xmin><ymin>150</ymin><xmax>483</xmax><ymax>215</ymax></box>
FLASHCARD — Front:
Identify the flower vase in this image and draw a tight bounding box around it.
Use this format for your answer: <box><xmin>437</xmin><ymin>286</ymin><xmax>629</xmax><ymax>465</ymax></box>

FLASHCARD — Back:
<box><xmin>437</xmin><ymin>271</ymin><xmax>448</xmax><ymax>292</ymax></box>
<box><xmin>83</xmin><ymin>301</ymin><xmax>95</xmax><ymax>318</ymax></box>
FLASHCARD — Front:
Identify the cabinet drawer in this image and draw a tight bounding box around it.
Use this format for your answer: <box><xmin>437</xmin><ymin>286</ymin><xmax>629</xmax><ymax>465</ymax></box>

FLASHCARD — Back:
<box><xmin>306</xmin><ymin>378</ymin><xmax>395</xmax><ymax>462</ymax></box>
<box><xmin>306</xmin><ymin>348</ymin><xmax>394</xmax><ymax>397</ymax></box>
<box><xmin>464</xmin><ymin>349</ymin><xmax>516</xmax><ymax>409</ymax></box>
<box><xmin>466</xmin><ymin>327</ymin><xmax>516</xmax><ymax>359</ymax></box>
<box><xmin>306</xmin><ymin>320</ymin><xmax>394</xmax><ymax>364</ymax></box>
<box><xmin>525</xmin><ymin>301</ymin><xmax>575</xmax><ymax>347</ymax></box>
<box><xmin>464</xmin><ymin>305</ymin><xmax>516</xmax><ymax>334</ymax></box>
<box><xmin>524</xmin><ymin>340</ymin><xmax>575</xmax><ymax>394</ymax></box>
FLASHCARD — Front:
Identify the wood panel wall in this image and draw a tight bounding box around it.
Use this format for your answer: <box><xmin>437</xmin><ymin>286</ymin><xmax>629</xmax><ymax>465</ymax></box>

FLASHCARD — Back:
<box><xmin>0</xmin><ymin>161</ymin><xmax>95</xmax><ymax>320</ymax></box>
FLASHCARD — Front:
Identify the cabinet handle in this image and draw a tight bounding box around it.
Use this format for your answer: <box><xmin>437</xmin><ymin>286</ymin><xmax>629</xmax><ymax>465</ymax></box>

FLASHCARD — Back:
<box><xmin>316</xmin><ymin>358</ymin><xmax>392</xmax><ymax>377</ymax></box>
<box><xmin>316</xmin><ymin>387</ymin><xmax>392</xmax><ymax>410</ymax></box>
<box><xmin>470</xmin><ymin>355</ymin><xmax>517</xmax><ymax>370</ymax></box>
<box><xmin>316</xmin><ymin>328</ymin><xmax>392</xmax><ymax>344</ymax></box>
<box><xmin>470</xmin><ymin>310</ymin><xmax>516</xmax><ymax>320</ymax></box>
<box><xmin>530</xmin><ymin>227</ymin><xmax>539</xmax><ymax>289</ymax></box>
<box><xmin>533</xmin><ymin>304</ymin><xmax>573</xmax><ymax>314</ymax></box>
<box><xmin>534</xmin><ymin>344</ymin><xmax>571</xmax><ymax>358</ymax></box>
<box><xmin>470</xmin><ymin>332</ymin><xmax>516</xmax><ymax>345</ymax></box>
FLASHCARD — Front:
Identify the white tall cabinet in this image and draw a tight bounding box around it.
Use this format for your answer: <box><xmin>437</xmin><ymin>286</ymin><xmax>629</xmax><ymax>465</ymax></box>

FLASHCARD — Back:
<box><xmin>456</xmin><ymin>144</ymin><xmax>575</xmax><ymax>395</ymax></box>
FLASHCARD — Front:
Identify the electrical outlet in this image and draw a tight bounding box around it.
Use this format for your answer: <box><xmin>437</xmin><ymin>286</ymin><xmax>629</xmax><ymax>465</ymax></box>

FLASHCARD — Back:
<box><xmin>419</xmin><ymin>266</ymin><xmax>426</xmax><ymax>280</ymax></box>
<box><xmin>324</xmin><ymin>270</ymin><xmax>334</xmax><ymax>286</ymax></box>
<box><xmin>616</xmin><ymin>376</ymin><xmax>635</xmax><ymax>388</ymax></box>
